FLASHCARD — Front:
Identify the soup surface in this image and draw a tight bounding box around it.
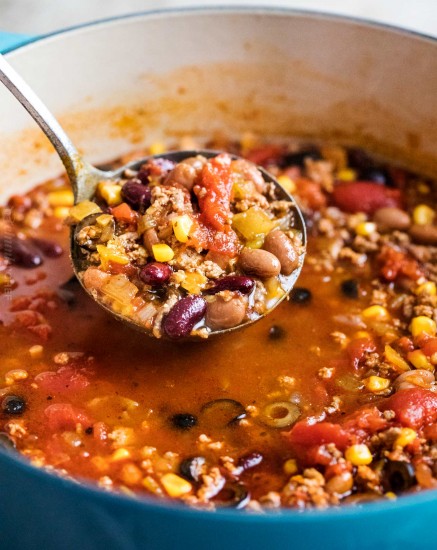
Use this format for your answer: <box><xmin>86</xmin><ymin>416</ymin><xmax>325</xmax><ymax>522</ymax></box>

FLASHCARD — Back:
<box><xmin>0</xmin><ymin>137</ymin><xmax>436</xmax><ymax>509</ymax></box>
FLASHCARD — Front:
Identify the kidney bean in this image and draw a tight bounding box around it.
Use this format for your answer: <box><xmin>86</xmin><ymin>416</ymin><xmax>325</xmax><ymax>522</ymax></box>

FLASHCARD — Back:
<box><xmin>139</xmin><ymin>262</ymin><xmax>172</xmax><ymax>286</ymax></box>
<box><xmin>121</xmin><ymin>180</ymin><xmax>151</xmax><ymax>210</ymax></box>
<box><xmin>409</xmin><ymin>224</ymin><xmax>437</xmax><ymax>245</ymax></box>
<box><xmin>163</xmin><ymin>295</ymin><xmax>207</xmax><ymax>338</ymax></box>
<box><xmin>205</xmin><ymin>295</ymin><xmax>246</xmax><ymax>330</ymax></box>
<box><xmin>0</xmin><ymin>235</ymin><xmax>43</xmax><ymax>268</ymax></box>
<box><xmin>394</xmin><ymin>369</ymin><xmax>435</xmax><ymax>391</ymax></box>
<box><xmin>238</xmin><ymin>248</ymin><xmax>281</xmax><ymax>279</ymax></box>
<box><xmin>373</xmin><ymin>207</ymin><xmax>411</xmax><ymax>232</ymax></box>
<box><xmin>263</xmin><ymin>230</ymin><xmax>299</xmax><ymax>275</ymax></box>
<box><xmin>30</xmin><ymin>237</ymin><xmax>63</xmax><ymax>258</ymax></box>
<box><xmin>204</xmin><ymin>275</ymin><xmax>255</xmax><ymax>295</ymax></box>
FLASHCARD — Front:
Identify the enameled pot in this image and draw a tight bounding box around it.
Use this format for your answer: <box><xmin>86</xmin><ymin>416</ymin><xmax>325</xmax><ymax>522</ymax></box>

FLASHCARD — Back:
<box><xmin>0</xmin><ymin>8</ymin><xmax>436</xmax><ymax>550</ymax></box>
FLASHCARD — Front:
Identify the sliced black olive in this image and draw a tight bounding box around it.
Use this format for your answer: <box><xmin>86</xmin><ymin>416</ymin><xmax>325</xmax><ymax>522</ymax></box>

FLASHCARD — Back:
<box><xmin>200</xmin><ymin>399</ymin><xmax>246</xmax><ymax>428</ymax></box>
<box><xmin>382</xmin><ymin>460</ymin><xmax>416</xmax><ymax>493</ymax></box>
<box><xmin>170</xmin><ymin>413</ymin><xmax>198</xmax><ymax>431</ymax></box>
<box><xmin>0</xmin><ymin>432</ymin><xmax>16</xmax><ymax>451</ymax></box>
<box><xmin>1</xmin><ymin>395</ymin><xmax>26</xmax><ymax>416</ymax></box>
<box><xmin>214</xmin><ymin>482</ymin><xmax>251</xmax><ymax>509</ymax></box>
<box><xmin>290</xmin><ymin>287</ymin><xmax>312</xmax><ymax>304</ymax></box>
<box><xmin>179</xmin><ymin>456</ymin><xmax>206</xmax><ymax>482</ymax></box>
<box><xmin>341</xmin><ymin>279</ymin><xmax>359</xmax><ymax>299</ymax></box>
<box><xmin>74</xmin><ymin>213</ymin><xmax>115</xmax><ymax>251</ymax></box>
<box><xmin>237</xmin><ymin>452</ymin><xmax>263</xmax><ymax>471</ymax></box>
<box><xmin>268</xmin><ymin>325</ymin><xmax>286</xmax><ymax>340</ymax></box>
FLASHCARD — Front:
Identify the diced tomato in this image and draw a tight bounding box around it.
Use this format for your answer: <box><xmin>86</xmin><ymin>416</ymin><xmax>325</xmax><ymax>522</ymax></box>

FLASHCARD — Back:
<box><xmin>190</xmin><ymin>217</ymin><xmax>240</xmax><ymax>257</ymax></box>
<box><xmin>396</xmin><ymin>336</ymin><xmax>415</xmax><ymax>354</ymax></box>
<box><xmin>111</xmin><ymin>202</ymin><xmax>138</xmax><ymax>224</ymax></box>
<box><xmin>195</xmin><ymin>154</ymin><xmax>233</xmax><ymax>232</ymax></box>
<box><xmin>423</xmin><ymin>424</ymin><xmax>437</xmax><ymax>441</ymax></box>
<box><xmin>346</xmin><ymin>337</ymin><xmax>376</xmax><ymax>369</ymax></box>
<box><xmin>332</xmin><ymin>182</ymin><xmax>402</xmax><ymax>214</ymax></box>
<box><xmin>341</xmin><ymin>406</ymin><xmax>388</xmax><ymax>439</ymax></box>
<box><xmin>44</xmin><ymin>403</ymin><xmax>92</xmax><ymax>431</ymax></box>
<box><xmin>378</xmin><ymin>245</ymin><xmax>424</xmax><ymax>282</ymax></box>
<box><xmin>379</xmin><ymin>388</ymin><xmax>437</xmax><ymax>428</ymax></box>
<box><xmin>295</xmin><ymin>178</ymin><xmax>327</xmax><ymax>211</ymax></box>
<box><xmin>35</xmin><ymin>365</ymin><xmax>91</xmax><ymax>394</ymax></box>
<box><xmin>245</xmin><ymin>144</ymin><xmax>285</xmax><ymax>167</ymax></box>
<box><xmin>421</xmin><ymin>337</ymin><xmax>437</xmax><ymax>358</ymax></box>
<box><xmin>286</xmin><ymin>421</ymin><xmax>351</xmax><ymax>451</ymax></box>
<box><xmin>324</xmin><ymin>461</ymin><xmax>352</xmax><ymax>480</ymax></box>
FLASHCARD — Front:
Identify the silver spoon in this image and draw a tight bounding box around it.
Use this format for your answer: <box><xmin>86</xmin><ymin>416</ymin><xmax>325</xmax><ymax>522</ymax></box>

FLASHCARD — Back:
<box><xmin>0</xmin><ymin>53</ymin><xmax>306</xmax><ymax>339</ymax></box>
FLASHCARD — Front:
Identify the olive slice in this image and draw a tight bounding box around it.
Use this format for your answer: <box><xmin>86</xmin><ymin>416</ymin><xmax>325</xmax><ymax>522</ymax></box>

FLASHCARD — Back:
<box><xmin>260</xmin><ymin>401</ymin><xmax>301</xmax><ymax>428</ymax></box>
<box><xmin>213</xmin><ymin>482</ymin><xmax>250</xmax><ymax>509</ymax></box>
<box><xmin>179</xmin><ymin>456</ymin><xmax>206</xmax><ymax>482</ymax></box>
<box><xmin>200</xmin><ymin>399</ymin><xmax>246</xmax><ymax>428</ymax></box>
<box><xmin>74</xmin><ymin>213</ymin><xmax>115</xmax><ymax>251</ymax></box>
<box><xmin>382</xmin><ymin>460</ymin><xmax>416</xmax><ymax>493</ymax></box>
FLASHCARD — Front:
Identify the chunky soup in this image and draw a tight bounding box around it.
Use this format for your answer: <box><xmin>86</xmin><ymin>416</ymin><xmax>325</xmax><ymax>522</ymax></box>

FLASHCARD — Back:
<box><xmin>0</xmin><ymin>137</ymin><xmax>436</xmax><ymax>509</ymax></box>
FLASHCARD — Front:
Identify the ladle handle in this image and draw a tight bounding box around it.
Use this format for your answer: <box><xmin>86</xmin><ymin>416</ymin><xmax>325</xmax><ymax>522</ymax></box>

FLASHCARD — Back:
<box><xmin>0</xmin><ymin>53</ymin><xmax>90</xmax><ymax>197</ymax></box>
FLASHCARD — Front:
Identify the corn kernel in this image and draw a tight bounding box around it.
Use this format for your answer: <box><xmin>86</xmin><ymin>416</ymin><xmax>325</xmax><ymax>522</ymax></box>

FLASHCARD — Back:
<box><xmin>277</xmin><ymin>175</ymin><xmax>296</xmax><ymax>194</ymax></box>
<box><xmin>384</xmin><ymin>345</ymin><xmax>410</xmax><ymax>372</ymax></box>
<box><xmin>142</xmin><ymin>476</ymin><xmax>163</xmax><ymax>495</ymax></box>
<box><xmin>98</xmin><ymin>182</ymin><xmax>122</xmax><ymax>206</ymax></box>
<box><xmin>415</xmin><ymin>281</ymin><xmax>436</xmax><ymax>296</ymax></box>
<box><xmin>172</xmin><ymin>214</ymin><xmax>193</xmax><ymax>243</ymax></box>
<box><xmin>29</xmin><ymin>345</ymin><xmax>43</xmax><ymax>359</ymax></box>
<box><xmin>110</xmin><ymin>448</ymin><xmax>131</xmax><ymax>462</ymax></box>
<box><xmin>69</xmin><ymin>200</ymin><xmax>102</xmax><ymax>222</ymax></box>
<box><xmin>5</xmin><ymin>369</ymin><xmax>28</xmax><ymax>386</ymax></box>
<box><xmin>407</xmin><ymin>349</ymin><xmax>434</xmax><ymax>371</ymax></box>
<box><xmin>417</xmin><ymin>183</ymin><xmax>430</xmax><ymax>195</ymax></box>
<box><xmin>283</xmin><ymin>458</ymin><xmax>298</xmax><ymax>475</ymax></box>
<box><xmin>410</xmin><ymin>316</ymin><xmax>436</xmax><ymax>338</ymax></box>
<box><xmin>47</xmin><ymin>189</ymin><xmax>74</xmax><ymax>207</ymax></box>
<box><xmin>149</xmin><ymin>142</ymin><xmax>166</xmax><ymax>155</ymax></box>
<box><xmin>413</xmin><ymin>204</ymin><xmax>435</xmax><ymax>226</ymax></box>
<box><xmin>345</xmin><ymin>444</ymin><xmax>373</xmax><ymax>466</ymax></box>
<box><xmin>336</xmin><ymin>168</ymin><xmax>357</xmax><ymax>182</ymax></box>
<box><xmin>160</xmin><ymin>473</ymin><xmax>192</xmax><ymax>497</ymax></box>
<box><xmin>355</xmin><ymin>221</ymin><xmax>377</xmax><ymax>237</ymax></box>
<box><xmin>363</xmin><ymin>375</ymin><xmax>390</xmax><ymax>393</ymax></box>
<box><xmin>53</xmin><ymin>206</ymin><xmax>71</xmax><ymax>219</ymax></box>
<box><xmin>394</xmin><ymin>428</ymin><xmax>417</xmax><ymax>449</ymax></box>
<box><xmin>385</xmin><ymin>492</ymin><xmax>397</xmax><ymax>500</ymax></box>
<box><xmin>120</xmin><ymin>463</ymin><xmax>143</xmax><ymax>485</ymax></box>
<box><xmin>152</xmin><ymin>243</ymin><xmax>174</xmax><ymax>262</ymax></box>
<box><xmin>361</xmin><ymin>305</ymin><xmax>390</xmax><ymax>323</ymax></box>
<box><xmin>181</xmin><ymin>271</ymin><xmax>207</xmax><ymax>294</ymax></box>
<box><xmin>353</xmin><ymin>330</ymin><xmax>371</xmax><ymax>339</ymax></box>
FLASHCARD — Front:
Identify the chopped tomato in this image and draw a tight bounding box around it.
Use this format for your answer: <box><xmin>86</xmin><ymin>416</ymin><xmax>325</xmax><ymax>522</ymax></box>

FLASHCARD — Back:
<box><xmin>44</xmin><ymin>403</ymin><xmax>92</xmax><ymax>431</ymax></box>
<box><xmin>195</xmin><ymin>154</ymin><xmax>234</xmax><ymax>232</ymax></box>
<box><xmin>332</xmin><ymin>182</ymin><xmax>402</xmax><ymax>214</ymax></box>
<box><xmin>341</xmin><ymin>406</ymin><xmax>388</xmax><ymax>439</ymax></box>
<box><xmin>111</xmin><ymin>202</ymin><xmax>138</xmax><ymax>225</ymax></box>
<box><xmin>396</xmin><ymin>336</ymin><xmax>415</xmax><ymax>354</ymax></box>
<box><xmin>35</xmin><ymin>365</ymin><xmax>91</xmax><ymax>394</ymax></box>
<box><xmin>286</xmin><ymin>421</ymin><xmax>351</xmax><ymax>451</ymax></box>
<box><xmin>378</xmin><ymin>245</ymin><xmax>424</xmax><ymax>282</ymax></box>
<box><xmin>346</xmin><ymin>337</ymin><xmax>376</xmax><ymax>369</ymax></box>
<box><xmin>295</xmin><ymin>178</ymin><xmax>327</xmax><ymax>211</ymax></box>
<box><xmin>379</xmin><ymin>388</ymin><xmax>437</xmax><ymax>428</ymax></box>
<box><xmin>421</xmin><ymin>337</ymin><xmax>437</xmax><ymax>358</ymax></box>
<box><xmin>245</xmin><ymin>144</ymin><xmax>285</xmax><ymax>167</ymax></box>
<box><xmin>190</xmin><ymin>217</ymin><xmax>239</xmax><ymax>257</ymax></box>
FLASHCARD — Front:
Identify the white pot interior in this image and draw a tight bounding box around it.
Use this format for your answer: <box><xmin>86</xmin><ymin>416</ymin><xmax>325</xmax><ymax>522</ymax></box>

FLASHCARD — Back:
<box><xmin>1</xmin><ymin>9</ymin><xmax>436</xmax><ymax>202</ymax></box>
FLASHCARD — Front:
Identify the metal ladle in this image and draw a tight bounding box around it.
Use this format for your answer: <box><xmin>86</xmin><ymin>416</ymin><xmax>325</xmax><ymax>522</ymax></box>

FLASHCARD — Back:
<box><xmin>0</xmin><ymin>53</ymin><xmax>306</xmax><ymax>339</ymax></box>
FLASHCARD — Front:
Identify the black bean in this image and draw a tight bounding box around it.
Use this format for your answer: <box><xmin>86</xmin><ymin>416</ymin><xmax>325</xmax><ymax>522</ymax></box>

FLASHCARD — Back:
<box><xmin>203</xmin><ymin>276</ymin><xmax>255</xmax><ymax>295</ymax></box>
<box><xmin>171</xmin><ymin>413</ymin><xmax>198</xmax><ymax>431</ymax></box>
<box><xmin>382</xmin><ymin>460</ymin><xmax>416</xmax><ymax>493</ymax></box>
<box><xmin>30</xmin><ymin>237</ymin><xmax>63</xmax><ymax>258</ymax></box>
<box><xmin>0</xmin><ymin>235</ymin><xmax>42</xmax><ymax>268</ymax></box>
<box><xmin>1</xmin><ymin>395</ymin><xmax>26</xmax><ymax>415</ymax></box>
<box><xmin>179</xmin><ymin>456</ymin><xmax>206</xmax><ymax>482</ymax></box>
<box><xmin>341</xmin><ymin>279</ymin><xmax>359</xmax><ymax>299</ymax></box>
<box><xmin>268</xmin><ymin>325</ymin><xmax>286</xmax><ymax>340</ymax></box>
<box><xmin>283</xmin><ymin>149</ymin><xmax>322</xmax><ymax>167</ymax></box>
<box><xmin>121</xmin><ymin>180</ymin><xmax>152</xmax><ymax>210</ymax></box>
<box><xmin>139</xmin><ymin>262</ymin><xmax>172</xmax><ymax>287</ymax></box>
<box><xmin>201</xmin><ymin>399</ymin><xmax>246</xmax><ymax>428</ymax></box>
<box><xmin>290</xmin><ymin>287</ymin><xmax>312</xmax><ymax>304</ymax></box>
<box><xmin>237</xmin><ymin>451</ymin><xmax>263</xmax><ymax>471</ymax></box>
<box><xmin>163</xmin><ymin>295</ymin><xmax>207</xmax><ymax>339</ymax></box>
<box><xmin>214</xmin><ymin>482</ymin><xmax>250</xmax><ymax>509</ymax></box>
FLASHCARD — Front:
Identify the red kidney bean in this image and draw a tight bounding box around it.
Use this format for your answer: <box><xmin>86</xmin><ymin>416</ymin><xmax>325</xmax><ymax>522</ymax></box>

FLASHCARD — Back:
<box><xmin>204</xmin><ymin>275</ymin><xmax>255</xmax><ymax>295</ymax></box>
<box><xmin>121</xmin><ymin>180</ymin><xmax>152</xmax><ymax>210</ymax></box>
<box><xmin>163</xmin><ymin>295</ymin><xmax>207</xmax><ymax>338</ymax></box>
<box><xmin>0</xmin><ymin>235</ymin><xmax>43</xmax><ymax>268</ymax></box>
<box><xmin>30</xmin><ymin>237</ymin><xmax>63</xmax><ymax>258</ymax></box>
<box><xmin>139</xmin><ymin>262</ymin><xmax>172</xmax><ymax>286</ymax></box>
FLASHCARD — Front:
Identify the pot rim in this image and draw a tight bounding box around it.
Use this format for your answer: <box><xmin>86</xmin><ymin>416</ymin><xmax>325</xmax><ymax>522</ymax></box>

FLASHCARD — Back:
<box><xmin>1</xmin><ymin>5</ymin><xmax>436</xmax><ymax>521</ymax></box>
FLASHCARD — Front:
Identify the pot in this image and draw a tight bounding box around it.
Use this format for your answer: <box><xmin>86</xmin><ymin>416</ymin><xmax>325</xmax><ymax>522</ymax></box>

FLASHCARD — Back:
<box><xmin>0</xmin><ymin>8</ymin><xmax>436</xmax><ymax>550</ymax></box>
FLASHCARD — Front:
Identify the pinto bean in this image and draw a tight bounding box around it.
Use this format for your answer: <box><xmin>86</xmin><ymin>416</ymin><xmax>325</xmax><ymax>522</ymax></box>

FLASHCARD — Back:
<box><xmin>263</xmin><ymin>230</ymin><xmax>299</xmax><ymax>275</ymax></box>
<box><xmin>142</xmin><ymin>228</ymin><xmax>160</xmax><ymax>255</ymax></box>
<box><xmin>165</xmin><ymin>162</ymin><xmax>197</xmax><ymax>191</ymax></box>
<box><xmin>82</xmin><ymin>267</ymin><xmax>110</xmax><ymax>291</ymax></box>
<box><xmin>205</xmin><ymin>295</ymin><xmax>246</xmax><ymax>330</ymax></box>
<box><xmin>373</xmin><ymin>207</ymin><xmax>411</xmax><ymax>232</ymax></box>
<box><xmin>326</xmin><ymin>472</ymin><xmax>353</xmax><ymax>495</ymax></box>
<box><xmin>238</xmin><ymin>248</ymin><xmax>281</xmax><ymax>279</ymax></box>
<box><xmin>231</xmin><ymin>159</ymin><xmax>265</xmax><ymax>193</ymax></box>
<box><xmin>163</xmin><ymin>295</ymin><xmax>207</xmax><ymax>338</ymax></box>
<box><xmin>394</xmin><ymin>369</ymin><xmax>435</xmax><ymax>391</ymax></box>
<box><xmin>409</xmin><ymin>224</ymin><xmax>437</xmax><ymax>245</ymax></box>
